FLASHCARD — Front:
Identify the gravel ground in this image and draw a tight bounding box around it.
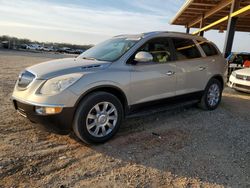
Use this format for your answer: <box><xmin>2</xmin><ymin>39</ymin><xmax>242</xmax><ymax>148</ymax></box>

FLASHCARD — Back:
<box><xmin>0</xmin><ymin>50</ymin><xmax>249</xmax><ymax>188</ymax></box>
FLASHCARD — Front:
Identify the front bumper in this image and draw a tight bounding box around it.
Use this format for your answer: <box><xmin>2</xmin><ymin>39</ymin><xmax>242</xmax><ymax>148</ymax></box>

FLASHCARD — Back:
<box><xmin>12</xmin><ymin>99</ymin><xmax>75</xmax><ymax>131</ymax></box>
<box><xmin>228</xmin><ymin>75</ymin><xmax>250</xmax><ymax>93</ymax></box>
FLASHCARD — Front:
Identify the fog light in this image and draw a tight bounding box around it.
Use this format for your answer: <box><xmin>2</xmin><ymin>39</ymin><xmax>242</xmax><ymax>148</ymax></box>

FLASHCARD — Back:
<box><xmin>35</xmin><ymin>106</ymin><xmax>63</xmax><ymax>115</ymax></box>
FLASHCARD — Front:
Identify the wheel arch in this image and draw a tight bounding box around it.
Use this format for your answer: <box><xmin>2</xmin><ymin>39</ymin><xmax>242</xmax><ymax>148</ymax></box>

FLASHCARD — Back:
<box><xmin>209</xmin><ymin>74</ymin><xmax>224</xmax><ymax>89</ymax></box>
<box><xmin>74</xmin><ymin>85</ymin><xmax>129</xmax><ymax>115</ymax></box>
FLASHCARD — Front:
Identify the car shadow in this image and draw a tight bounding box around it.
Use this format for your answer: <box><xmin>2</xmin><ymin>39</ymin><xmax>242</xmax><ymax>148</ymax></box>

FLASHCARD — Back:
<box><xmin>76</xmin><ymin>90</ymin><xmax>250</xmax><ymax>187</ymax></box>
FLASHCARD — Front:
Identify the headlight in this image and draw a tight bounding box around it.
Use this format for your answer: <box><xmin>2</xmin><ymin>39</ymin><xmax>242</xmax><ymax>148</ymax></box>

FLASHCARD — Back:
<box><xmin>231</xmin><ymin>71</ymin><xmax>236</xmax><ymax>77</ymax></box>
<box><xmin>40</xmin><ymin>73</ymin><xmax>83</xmax><ymax>95</ymax></box>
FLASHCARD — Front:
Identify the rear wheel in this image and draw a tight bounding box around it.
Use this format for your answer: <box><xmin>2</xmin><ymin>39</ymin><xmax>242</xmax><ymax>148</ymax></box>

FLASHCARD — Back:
<box><xmin>199</xmin><ymin>78</ymin><xmax>222</xmax><ymax>110</ymax></box>
<box><xmin>73</xmin><ymin>92</ymin><xmax>123</xmax><ymax>143</ymax></box>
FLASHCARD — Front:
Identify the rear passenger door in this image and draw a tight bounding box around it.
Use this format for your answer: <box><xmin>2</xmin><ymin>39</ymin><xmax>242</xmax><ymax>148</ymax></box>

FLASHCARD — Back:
<box><xmin>197</xmin><ymin>40</ymin><xmax>224</xmax><ymax>74</ymax></box>
<box><xmin>171</xmin><ymin>38</ymin><xmax>209</xmax><ymax>95</ymax></box>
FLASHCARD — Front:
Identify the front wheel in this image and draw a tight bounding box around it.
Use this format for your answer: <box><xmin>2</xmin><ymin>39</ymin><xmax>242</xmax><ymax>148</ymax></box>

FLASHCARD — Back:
<box><xmin>73</xmin><ymin>92</ymin><xmax>123</xmax><ymax>144</ymax></box>
<box><xmin>199</xmin><ymin>78</ymin><xmax>222</xmax><ymax>110</ymax></box>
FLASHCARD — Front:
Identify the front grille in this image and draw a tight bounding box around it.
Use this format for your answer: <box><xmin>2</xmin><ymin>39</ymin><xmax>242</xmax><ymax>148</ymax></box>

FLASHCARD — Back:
<box><xmin>17</xmin><ymin>71</ymin><xmax>35</xmax><ymax>89</ymax></box>
<box><xmin>234</xmin><ymin>84</ymin><xmax>250</xmax><ymax>90</ymax></box>
<box><xmin>236</xmin><ymin>74</ymin><xmax>250</xmax><ymax>81</ymax></box>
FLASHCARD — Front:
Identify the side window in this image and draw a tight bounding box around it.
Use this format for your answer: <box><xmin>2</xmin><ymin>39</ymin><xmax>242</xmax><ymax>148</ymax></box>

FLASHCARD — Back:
<box><xmin>136</xmin><ymin>38</ymin><xmax>172</xmax><ymax>64</ymax></box>
<box><xmin>198</xmin><ymin>41</ymin><xmax>218</xmax><ymax>56</ymax></box>
<box><xmin>172</xmin><ymin>38</ymin><xmax>201</xmax><ymax>60</ymax></box>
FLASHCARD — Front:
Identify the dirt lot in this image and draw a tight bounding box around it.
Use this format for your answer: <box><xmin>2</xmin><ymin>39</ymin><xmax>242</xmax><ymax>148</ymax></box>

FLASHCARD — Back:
<box><xmin>0</xmin><ymin>50</ymin><xmax>249</xmax><ymax>188</ymax></box>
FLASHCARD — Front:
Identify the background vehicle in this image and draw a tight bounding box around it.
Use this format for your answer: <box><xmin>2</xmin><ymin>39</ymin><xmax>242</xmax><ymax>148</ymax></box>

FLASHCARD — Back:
<box><xmin>12</xmin><ymin>31</ymin><xmax>226</xmax><ymax>143</ymax></box>
<box><xmin>57</xmin><ymin>47</ymin><xmax>71</xmax><ymax>53</ymax></box>
<box><xmin>227</xmin><ymin>52</ymin><xmax>250</xmax><ymax>67</ymax></box>
<box><xmin>75</xmin><ymin>49</ymin><xmax>85</xmax><ymax>54</ymax></box>
<box><xmin>42</xmin><ymin>46</ymin><xmax>55</xmax><ymax>52</ymax></box>
<box><xmin>19</xmin><ymin>44</ymin><xmax>29</xmax><ymax>49</ymax></box>
<box><xmin>65</xmin><ymin>48</ymin><xmax>77</xmax><ymax>54</ymax></box>
<box><xmin>228</xmin><ymin>68</ymin><xmax>250</xmax><ymax>93</ymax></box>
<box><xmin>226</xmin><ymin>52</ymin><xmax>250</xmax><ymax>81</ymax></box>
<box><xmin>26</xmin><ymin>44</ymin><xmax>43</xmax><ymax>50</ymax></box>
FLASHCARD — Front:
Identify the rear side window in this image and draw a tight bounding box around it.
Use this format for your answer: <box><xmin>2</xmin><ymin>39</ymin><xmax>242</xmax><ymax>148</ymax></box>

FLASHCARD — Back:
<box><xmin>172</xmin><ymin>38</ymin><xmax>201</xmax><ymax>60</ymax></box>
<box><xmin>198</xmin><ymin>41</ymin><xmax>218</xmax><ymax>56</ymax></box>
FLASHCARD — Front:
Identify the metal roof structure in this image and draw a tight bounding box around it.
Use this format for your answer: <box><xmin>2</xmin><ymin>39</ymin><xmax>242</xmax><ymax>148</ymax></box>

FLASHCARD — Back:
<box><xmin>171</xmin><ymin>0</ymin><xmax>250</xmax><ymax>33</ymax></box>
<box><xmin>171</xmin><ymin>0</ymin><xmax>250</xmax><ymax>56</ymax></box>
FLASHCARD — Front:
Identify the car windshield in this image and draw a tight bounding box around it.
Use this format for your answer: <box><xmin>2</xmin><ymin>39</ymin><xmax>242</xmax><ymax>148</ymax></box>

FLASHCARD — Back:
<box><xmin>78</xmin><ymin>37</ymin><xmax>141</xmax><ymax>62</ymax></box>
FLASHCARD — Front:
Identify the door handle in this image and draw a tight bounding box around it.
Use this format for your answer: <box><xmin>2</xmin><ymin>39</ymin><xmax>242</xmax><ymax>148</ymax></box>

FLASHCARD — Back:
<box><xmin>165</xmin><ymin>71</ymin><xmax>175</xmax><ymax>76</ymax></box>
<box><xmin>198</xmin><ymin>67</ymin><xmax>206</xmax><ymax>71</ymax></box>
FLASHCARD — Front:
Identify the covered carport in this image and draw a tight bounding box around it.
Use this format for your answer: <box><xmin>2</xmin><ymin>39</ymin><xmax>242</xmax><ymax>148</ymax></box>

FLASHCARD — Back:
<box><xmin>171</xmin><ymin>0</ymin><xmax>250</xmax><ymax>57</ymax></box>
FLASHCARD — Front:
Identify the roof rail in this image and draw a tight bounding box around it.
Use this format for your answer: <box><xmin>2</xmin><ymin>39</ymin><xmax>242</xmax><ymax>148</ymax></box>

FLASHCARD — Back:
<box><xmin>114</xmin><ymin>31</ymin><xmax>207</xmax><ymax>40</ymax></box>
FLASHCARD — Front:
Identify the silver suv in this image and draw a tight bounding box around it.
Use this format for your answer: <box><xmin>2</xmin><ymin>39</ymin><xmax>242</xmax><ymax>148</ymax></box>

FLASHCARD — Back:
<box><xmin>12</xmin><ymin>31</ymin><xmax>226</xmax><ymax>143</ymax></box>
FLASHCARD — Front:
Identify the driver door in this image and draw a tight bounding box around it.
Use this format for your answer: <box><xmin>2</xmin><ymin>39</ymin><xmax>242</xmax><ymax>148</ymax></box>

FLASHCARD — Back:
<box><xmin>129</xmin><ymin>37</ymin><xmax>176</xmax><ymax>105</ymax></box>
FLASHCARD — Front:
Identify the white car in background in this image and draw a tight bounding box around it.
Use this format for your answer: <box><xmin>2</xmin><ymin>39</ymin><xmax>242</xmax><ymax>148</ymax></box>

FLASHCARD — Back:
<box><xmin>228</xmin><ymin>68</ymin><xmax>250</xmax><ymax>93</ymax></box>
<box><xmin>42</xmin><ymin>46</ymin><xmax>54</xmax><ymax>52</ymax></box>
<box><xmin>26</xmin><ymin>44</ymin><xmax>42</xmax><ymax>50</ymax></box>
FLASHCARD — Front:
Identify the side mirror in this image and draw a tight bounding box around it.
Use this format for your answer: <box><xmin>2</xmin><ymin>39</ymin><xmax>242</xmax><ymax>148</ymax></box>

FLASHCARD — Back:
<box><xmin>134</xmin><ymin>51</ymin><xmax>153</xmax><ymax>63</ymax></box>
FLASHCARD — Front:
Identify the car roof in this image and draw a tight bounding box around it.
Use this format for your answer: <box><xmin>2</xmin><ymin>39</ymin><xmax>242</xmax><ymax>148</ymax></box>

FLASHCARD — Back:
<box><xmin>114</xmin><ymin>31</ymin><xmax>208</xmax><ymax>41</ymax></box>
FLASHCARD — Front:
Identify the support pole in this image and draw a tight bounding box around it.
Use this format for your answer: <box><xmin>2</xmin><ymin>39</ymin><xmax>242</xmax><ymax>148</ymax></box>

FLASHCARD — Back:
<box><xmin>199</xmin><ymin>15</ymin><xmax>204</xmax><ymax>36</ymax></box>
<box><xmin>223</xmin><ymin>0</ymin><xmax>240</xmax><ymax>58</ymax></box>
<box><xmin>186</xmin><ymin>27</ymin><xmax>190</xmax><ymax>34</ymax></box>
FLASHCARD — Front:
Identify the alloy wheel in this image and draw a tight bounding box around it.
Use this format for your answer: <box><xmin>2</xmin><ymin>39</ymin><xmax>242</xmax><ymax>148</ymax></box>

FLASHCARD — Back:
<box><xmin>86</xmin><ymin>102</ymin><xmax>118</xmax><ymax>137</ymax></box>
<box><xmin>207</xmin><ymin>83</ymin><xmax>220</xmax><ymax>107</ymax></box>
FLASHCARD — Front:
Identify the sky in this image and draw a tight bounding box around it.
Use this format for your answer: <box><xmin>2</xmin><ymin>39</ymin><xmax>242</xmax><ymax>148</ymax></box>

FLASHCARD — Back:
<box><xmin>0</xmin><ymin>0</ymin><xmax>249</xmax><ymax>52</ymax></box>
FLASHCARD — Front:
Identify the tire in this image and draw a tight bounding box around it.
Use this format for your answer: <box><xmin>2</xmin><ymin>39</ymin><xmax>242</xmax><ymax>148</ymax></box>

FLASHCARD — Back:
<box><xmin>73</xmin><ymin>92</ymin><xmax>123</xmax><ymax>144</ymax></box>
<box><xmin>198</xmin><ymin>78</ymin><xmax>222</xmax><ymax>110</ymax></box>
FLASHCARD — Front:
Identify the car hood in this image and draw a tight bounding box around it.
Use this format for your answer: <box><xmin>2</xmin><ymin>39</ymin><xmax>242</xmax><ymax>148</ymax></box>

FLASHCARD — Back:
<box><xmin>235</xmin><ymin>68</ymin><xmax>250</xmax><ymax>76</ymax></box>
<box><xmin>26</xmin><ymin>58</ymin><xmax>111</xmax><ymax>79</ymax></box>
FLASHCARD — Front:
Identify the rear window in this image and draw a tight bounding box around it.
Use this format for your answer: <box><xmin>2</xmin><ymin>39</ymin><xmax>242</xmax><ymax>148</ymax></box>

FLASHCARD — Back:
<box><xmin>198</xmin><ymin>41</ymin><xmax>218</xmax><ymax>56</ymax></box>
<box><xmin>172</xmin><ymin>38</ymin><xmax>201</xmax><ymax>60</ymax></box>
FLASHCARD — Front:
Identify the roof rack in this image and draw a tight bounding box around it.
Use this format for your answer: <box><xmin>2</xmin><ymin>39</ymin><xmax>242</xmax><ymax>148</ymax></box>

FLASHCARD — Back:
<box><xmin>143</xmin><ymin>31</ymin><xmax>207</xmax><ymax>39</ymax></box>
<box><xmin>114</xmin><ymin>31</ymin><xmax>207</xmax><ymax>40</ymax></box>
